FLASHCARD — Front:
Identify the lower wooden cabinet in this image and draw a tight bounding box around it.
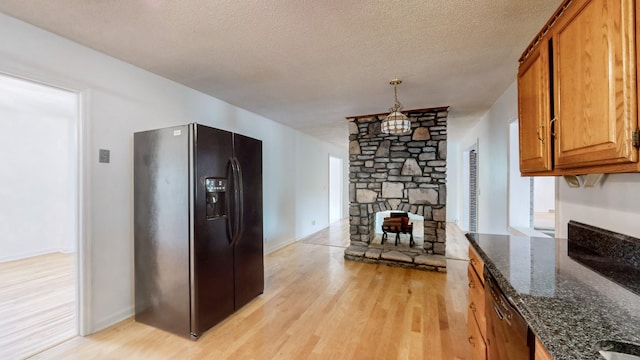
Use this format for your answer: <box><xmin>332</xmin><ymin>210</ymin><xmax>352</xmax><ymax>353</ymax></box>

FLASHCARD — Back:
<box><xmin>469</xmin><ymin>246</ymin><xmax>553</xmax><ymax>360</ymax></box>
<box><xmin>534</xmin><ymin>337</ymin><xmax>553</xmax><ymax>360</ymax></box>
<box><xmin>468</xmin><ymin>309</ymin><xmax>487</xmax><ymax>360</ymax></box>
<box><xmin>468</xmin><ymin>246</ymin><xmax>487</xmax><ymax>360</ymax></box>
<box><xmin>469</xmin><ymin>246</ymin><xmax>485</xmax><ymax>286</ymax></box>
<box><xmin>468</xmin><ymin>266</ymin><xmax>486</xmax><ymax>336</ymax></box>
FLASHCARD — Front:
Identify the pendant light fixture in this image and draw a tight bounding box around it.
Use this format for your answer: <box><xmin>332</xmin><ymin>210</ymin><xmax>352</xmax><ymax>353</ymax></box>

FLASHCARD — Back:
<box><xmin>381</xmin><ymin>78</ymin><xmax>411</xmax><ymax>135</ymax></box>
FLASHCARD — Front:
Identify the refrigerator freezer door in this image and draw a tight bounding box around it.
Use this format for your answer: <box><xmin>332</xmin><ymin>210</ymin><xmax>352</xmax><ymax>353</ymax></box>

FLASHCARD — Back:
<box><xmin>134</xmin><ymin>124</ymin><xmax>191</xmax><ymax>337</ymax></box>
<box><xmin>192</xmin><ymin>124</ymin><xmax>235</xmax><ymax>336</ymax></box>
<box><xmin>233</xmin><ymin>134</ymin><xmax>264</xmax><ymax>310</ymax></box>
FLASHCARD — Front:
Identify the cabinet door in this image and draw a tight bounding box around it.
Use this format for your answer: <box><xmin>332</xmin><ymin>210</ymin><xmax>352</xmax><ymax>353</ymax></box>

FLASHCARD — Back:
<box><xmin>535</xmin><ymin>337</ymin><xmax>553</xmax><ymax>360</ymax></box>
<box><xmin>518</xmin><ymin>39</ymin><xmax>553</xmax><ymax>173</ymax></box>
<box><xmin>553</xmin><ymin>0</ymin><xmax>638</xmax><ymax>169</ymax></box>
<box><xmin>468</xmin><ymin>265</ymin><xmax>486</xmax><ymax>340</ymax></box>
<box><xmin>467</xmin><ymin>308</ymin><xmax>487</xmax><ymax>360</ymax></box>
<box><xmin>468</xmin><ymin>246</ymin><xmax>485</xmax><ymax>285</ymax></box>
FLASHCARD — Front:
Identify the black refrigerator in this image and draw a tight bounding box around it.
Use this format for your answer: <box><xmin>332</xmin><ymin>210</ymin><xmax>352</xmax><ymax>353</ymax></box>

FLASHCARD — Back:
<box><xmin>134</xmin><ymin>123</ymin><xmax>263</xmax><ymax>339</ymax></box>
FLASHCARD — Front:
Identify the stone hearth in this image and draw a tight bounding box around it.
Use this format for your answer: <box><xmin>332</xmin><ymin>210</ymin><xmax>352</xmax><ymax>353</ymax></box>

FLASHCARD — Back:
<box><xmin>344</xmin><ymin>107</ymin><xmax>448</xmax><ymax>272</ymax></box>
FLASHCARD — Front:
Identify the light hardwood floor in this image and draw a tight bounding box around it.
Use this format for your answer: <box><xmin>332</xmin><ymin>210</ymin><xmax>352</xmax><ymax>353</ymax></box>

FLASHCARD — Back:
<box><xmin>0</xmin><ymin>252</ymin><xmax>76</xmax><ymax>360</ymax></box>
<box><xmin>33</xmin><ymin>220</ymin><xmax>471</xmax><ymax>359</ymax></box>
<box><xmin>446</xmin><ymin>223</ymin><xmax>470</xmax><ymax>261</ymax></box>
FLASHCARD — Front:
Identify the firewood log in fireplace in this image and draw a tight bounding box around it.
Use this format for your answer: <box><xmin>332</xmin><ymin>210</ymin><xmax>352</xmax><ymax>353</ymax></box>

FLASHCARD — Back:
<box><xmin>381</xmin><ymin>212</ymin><xmax>414</xmax><ymax>247</ymax></box>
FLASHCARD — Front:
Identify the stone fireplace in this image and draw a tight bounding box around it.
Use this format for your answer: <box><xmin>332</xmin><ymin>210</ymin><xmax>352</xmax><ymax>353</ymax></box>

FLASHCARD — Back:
<box><xmin>344</xmin><ymin>107</ymin><xmax>447</xmax><ymax>272</ymax></box>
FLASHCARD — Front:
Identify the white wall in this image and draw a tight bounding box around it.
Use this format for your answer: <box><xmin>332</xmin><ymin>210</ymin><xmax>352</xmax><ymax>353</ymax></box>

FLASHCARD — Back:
<box><xmin>329</xmin><ymin>156</ymin><xmax>343</xmax><ymax>223</ymax></box>
<box><xmin>0</xmin><ymin>12</ymin><xmax>348</xmax><ymax>333</ymax></box>
<box><xmin>446</xmin><ymin>141</ymin><xmax>461</xmax><ymax>223</ymax></box>
<box><xmin>0</xmin><ymin>75</ymin><xmax>77</xmax><ymax>261</ymax></box>
<box><xmin>452</xmin><ymin>82</ymin><xmax>518</xmax><ymax>234</ymax></box>
<box><xmin>508</xmin><ymin>121</ymin><xmax>531</xmax><ymax>228</ymax></box>
<box><xmin>533</xmin><ymin>177</ymin><xmax>555</xmax><ymax>213</ymax></box>
<box><xmin>556</xmin><ymin>173</ymin><xmax>640</xmax><ymax>238</ymax></box>
<box><xmin>294</xmin><ymin>133</ymin><xmax>348</xmax><ymax>240</ymax></box>
<box><xmin>450</xmin><ymin>79</ymin><xmax>640</xmax><ymax>242</ymax></box>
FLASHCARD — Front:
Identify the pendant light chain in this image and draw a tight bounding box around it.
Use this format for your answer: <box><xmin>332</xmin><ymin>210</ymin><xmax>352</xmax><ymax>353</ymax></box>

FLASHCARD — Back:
<box><xmin>381</xmin><ymin>79</ymin><xmax>411</xmax><ymax>135</ymax></box>
<box><xmin>393</xmin><ymin>82</ymin><xmax>401</xmax><ymax>111</ymax></box>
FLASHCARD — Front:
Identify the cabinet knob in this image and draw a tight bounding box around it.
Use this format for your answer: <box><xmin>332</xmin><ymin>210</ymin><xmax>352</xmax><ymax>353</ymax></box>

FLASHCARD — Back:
<box><xmin>470</xmin><ymin>259</ymin><xmax>476</xmax><ymax>266</ymax></box>
<box><xmin>468</xmin><ymin>281</ymin><xmax>475</xmax><ymax>288</ymax></box>
<box><xmin>468</xmin><ymin>336</ymin><xmax>475</xmax><ymax>346</ymax></box>
<box><xmin>470</xmin><ymin>303</ymin><xmax>476</xmax><ymax>312</ymax></box>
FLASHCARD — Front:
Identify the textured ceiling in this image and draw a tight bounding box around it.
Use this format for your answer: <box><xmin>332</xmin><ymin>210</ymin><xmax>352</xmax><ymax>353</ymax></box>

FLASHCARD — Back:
<box><xmin>0</xmin><ymin>0</ymin><xmax>563</xmax><ymax>146</ymax></box>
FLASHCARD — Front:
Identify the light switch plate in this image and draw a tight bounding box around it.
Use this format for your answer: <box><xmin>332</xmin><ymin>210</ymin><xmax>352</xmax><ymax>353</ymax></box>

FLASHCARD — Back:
<box><xmin>99</xmin><ymin>149</ymin><xmax>110</xmax><ymax>163</ymax></box>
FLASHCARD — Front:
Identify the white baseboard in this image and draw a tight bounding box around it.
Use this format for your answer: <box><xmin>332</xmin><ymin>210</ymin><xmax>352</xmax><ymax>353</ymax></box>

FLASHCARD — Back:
<box><xmin>91</xmin><ymin>306</ymin><xmax>133</xmax><ymax>334</ymax></box>
<box><xmin>0</xmin><ymin>248</ymin><xmax>71</xmax><ymax>263</ymax></box>
<box><xmin>60</xmin><ymin>247</ymin><xmax>76</xmax><ymax>254</ymax></box>
<box><xmin>295</xmin><ymin>226</ymin><xmax>327</xmax><ymax>242</ymax></box>
<box><xmin>264</xmin><ymin>238</ymin><xmax>295</xmax><ymax>255</ymax></box>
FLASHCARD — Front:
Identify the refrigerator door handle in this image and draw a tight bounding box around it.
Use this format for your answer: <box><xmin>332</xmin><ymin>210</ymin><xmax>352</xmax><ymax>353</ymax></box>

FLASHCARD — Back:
<box><xmin>231</xmin><ymin>157</ymin><xmax>244</xmax><ymax>245</ymax></box>
<box><xmin>225</xmin><ymin>159</ymin><xmax>235</xmax><ymax>244</ymax></box>
<box><xmin>236</xmin><ymin>158</ymin><xmax>244</xmax><ymax>240</ymax></box>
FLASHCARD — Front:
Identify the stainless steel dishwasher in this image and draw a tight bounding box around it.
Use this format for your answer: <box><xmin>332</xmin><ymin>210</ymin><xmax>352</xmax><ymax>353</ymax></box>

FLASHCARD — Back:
<box><xmin>484</xmin><ymin>267</ymin><xmax>531</xmax><ymax>359</ymax></box>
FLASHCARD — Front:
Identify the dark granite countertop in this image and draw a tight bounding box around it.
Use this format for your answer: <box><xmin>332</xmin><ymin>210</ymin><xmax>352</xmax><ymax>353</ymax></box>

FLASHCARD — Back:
<box><xmin>466</xmin><ymin>233</ymin><xmax>640</xmax><ymax>360</ymax></box>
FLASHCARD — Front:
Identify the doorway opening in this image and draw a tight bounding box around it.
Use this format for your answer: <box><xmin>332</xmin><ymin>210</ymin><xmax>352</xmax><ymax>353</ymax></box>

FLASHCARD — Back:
<box><xmin>328</xmin><ymin>156</ymin><xmax>343</xmax><ymax>223</ymax></box>
<box><xmin>508</xmin><ymin>120</ymin><xmax>555</xmax><ymax>236</ymax></box>
<box><xmin>532</xmin><ymin>177</ymin><xmax>556</xmax><ymax>236</ymax></box>
<box><xmin>462</xmin><ymin>142</ymin><xmax>479</xmax><ymax>232</ymax></box>
<box><xmin>0</xmin><ymin>73</ymin><xmax>80</xmax><ymax>358</ymax></box>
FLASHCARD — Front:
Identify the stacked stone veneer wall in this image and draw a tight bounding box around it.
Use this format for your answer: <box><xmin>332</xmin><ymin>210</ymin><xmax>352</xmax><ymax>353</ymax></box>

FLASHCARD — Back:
<box><xmin>344</xmin><ymin>108</ymin><xmax>447</xmax><ymax>272</ymax></box>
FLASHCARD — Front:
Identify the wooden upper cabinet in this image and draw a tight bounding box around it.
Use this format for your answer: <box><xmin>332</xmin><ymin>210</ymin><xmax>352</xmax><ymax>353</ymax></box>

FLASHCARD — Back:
<box><xmin>517</xmin><ymin>0</ymin><xmax>640</xmax><ymax>175</ymax></box>
<box><xmin>518</xmin><ymin>39</ymin><xmax>553</xmax><ymax>173</ymax></box>
<box><xmin>552</xmin><ymin>0</ymin><xmax>638</xmax><ymax>169</ymax></box>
